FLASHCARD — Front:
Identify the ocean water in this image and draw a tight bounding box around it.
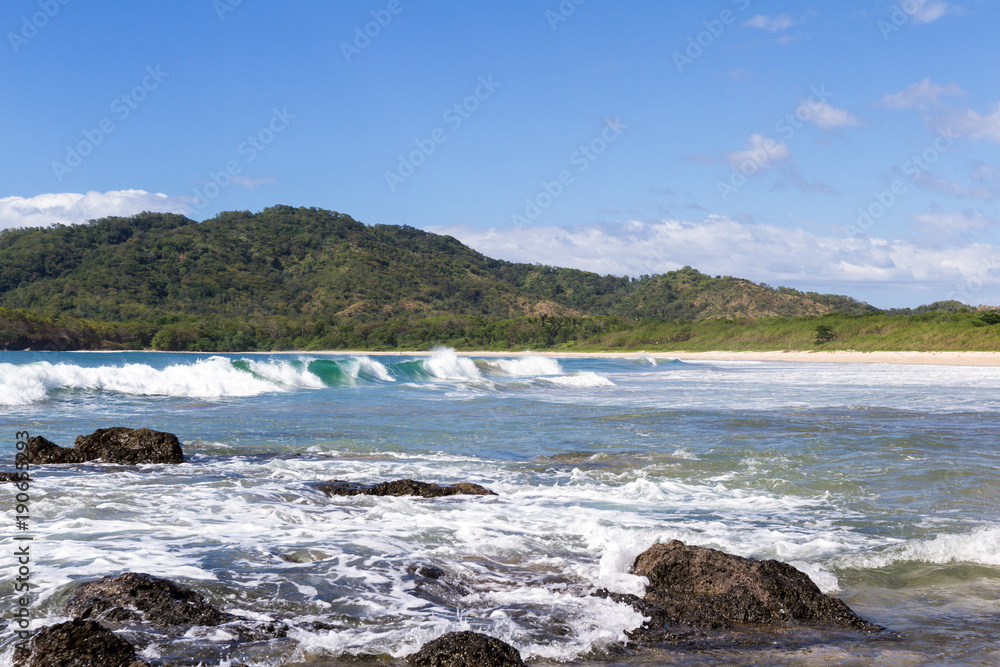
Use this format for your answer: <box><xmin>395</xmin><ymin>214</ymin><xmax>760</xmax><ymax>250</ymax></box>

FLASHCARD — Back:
<box><xmin>1</xmin><ymin>349</ymin><xmax>999</xmax><ymax>666</ymax></box>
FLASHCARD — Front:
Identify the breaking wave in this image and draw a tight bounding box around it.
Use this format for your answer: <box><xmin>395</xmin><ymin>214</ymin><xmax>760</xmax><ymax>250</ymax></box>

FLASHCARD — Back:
<box><xmin>0</xmin><ymin>349</ymin><xmax>616</xmax><ymax>405</ymax></box>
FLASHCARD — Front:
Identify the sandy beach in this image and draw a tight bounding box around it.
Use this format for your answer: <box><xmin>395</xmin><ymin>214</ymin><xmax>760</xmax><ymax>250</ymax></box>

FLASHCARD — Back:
<box><xmin>308</xmin><ymin>349</ymin><xmax>1000</xmax><ymax>366</ymax></box>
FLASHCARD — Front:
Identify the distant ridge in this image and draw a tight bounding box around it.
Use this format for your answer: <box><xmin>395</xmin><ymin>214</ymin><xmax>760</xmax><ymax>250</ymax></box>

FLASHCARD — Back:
<box><xmin>0</xmin><ymin>205</ymin><xmax>872</xmax><ymax>320</ymax></box>
<box><xmin>3</xmin><ymin>205</ymin><xmax>982</xmax><ymax>351</ymax></box>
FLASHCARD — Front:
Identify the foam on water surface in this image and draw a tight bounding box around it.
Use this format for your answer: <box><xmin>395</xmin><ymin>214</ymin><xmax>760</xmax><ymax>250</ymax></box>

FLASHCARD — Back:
<box><xmin>419</xmin><ymin>348</ymin><xmax>482</xmax><ymax>381</ymax></box>
<box><xmin>485</xmin><ymin>354</ymin><xmax>563</xmax><ymax>377</ymax></box>
<box><xmin>0</xmin><ymin>356</ymin><xmax>281</xmax><ymax>404</ymax></box>
<box><xmin>838</xmin><ymin>524</ymin><xmax>1000</xmax><ymax>569</ymax></box>
<box><xmin>2</xmin><ymin>351</ymin><xmax>999</xmax><ymax>665</ymax></box>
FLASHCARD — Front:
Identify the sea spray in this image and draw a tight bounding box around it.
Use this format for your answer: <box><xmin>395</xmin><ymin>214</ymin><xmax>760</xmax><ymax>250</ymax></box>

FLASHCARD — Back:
<box><xmin>422</xmin><ymin>348</ymin><xmax>481</xmax><ymax>381</ymax></box>
<box><xmin>485</xmin><ymin>355</ymin><xmax>563</xmax><ymax>377</ymax></box>
<box><xmin>0</xmin><ymin>357</ymin><xmax>280</xmax><ymax>404</ymax></box>
<box><xmin>541</xmin><ymin>371</ymin><xmax>615</xmax><ymax>387</ymax></box>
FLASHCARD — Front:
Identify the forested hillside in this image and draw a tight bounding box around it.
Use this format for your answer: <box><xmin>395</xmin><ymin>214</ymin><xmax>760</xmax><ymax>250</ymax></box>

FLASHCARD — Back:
<box><xmin>0</xmin><ymin>205</ymin><xmax>881</xmax><ymax>351</ymax></box>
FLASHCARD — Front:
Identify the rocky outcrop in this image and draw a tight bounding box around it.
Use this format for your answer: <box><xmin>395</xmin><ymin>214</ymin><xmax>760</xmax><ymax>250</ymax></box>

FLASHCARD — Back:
<box><xmin>13</xmin><ymin>619</ymin><xmax>150</xmax><ymax>667</ymax></box>
<box><xmin>26</xmin><ymin>428</ymin><xmax>183</xmax><ymax>465</ymax></box>
<box><xmin>64</xmin><ymin>572</ymin><xmax>285</xmax><ymax>642</ymax></box>
<box><xmin>317</xmin><ymin>478</ymin><xmax>496</xmax><ymax>498</ymax></box>
<box><xmin>408</xmin><ymin>631</ymin><xmax>525</xmax><ymax>667</ymax></box>
<box><xmin>65</xmin><ymin>572</ymin><xmax>228</xmax><ymax>627</ymax></box>
<box><xmin>0</xmin><ymin>471</ymin><xmax>28</xmax><ymax>483</ymax></box>
<box><xmin>24</xmin><ymin>436</ymin><xmax>82</xmax><ymax>464</ymax></box>
<box><xmin>611</xmin><ymin>540</ymin><xmax>882</xmax><ymax>641</ymax></box>
<box><xmin>75</xmin><ymin>427</ymin><xmax>184</xmax><ymax>464</ymax></box>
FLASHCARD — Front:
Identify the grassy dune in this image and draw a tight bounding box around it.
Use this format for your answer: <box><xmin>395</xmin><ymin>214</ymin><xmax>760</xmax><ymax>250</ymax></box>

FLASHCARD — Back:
<box><xmin>572</xmin><ymin>312</ymin><xmax>1000</xmax><ymax>353</ymax></box>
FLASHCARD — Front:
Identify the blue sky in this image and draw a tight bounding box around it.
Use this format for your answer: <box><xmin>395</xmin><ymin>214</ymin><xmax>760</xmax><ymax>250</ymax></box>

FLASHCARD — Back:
<box><xmin>2</xmin><ymin>0</ymin><xmax>998</xmax><ymax>307</ymax></box>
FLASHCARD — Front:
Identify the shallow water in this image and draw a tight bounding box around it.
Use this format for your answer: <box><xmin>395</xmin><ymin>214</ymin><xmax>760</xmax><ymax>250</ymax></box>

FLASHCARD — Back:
<box><xmin>1</xmin><ymin>350</ymin><xmax>998</xmax><ymax>665</ymax></box>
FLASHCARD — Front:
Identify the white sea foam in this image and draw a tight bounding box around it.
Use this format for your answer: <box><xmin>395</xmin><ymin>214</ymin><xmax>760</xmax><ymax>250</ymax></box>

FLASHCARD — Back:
<box><xmin>4</xmin><ymin>452</ymin><xmax>885</xmax><ymax>662</ymax></box>
<box><xmin>423</xmin><ymin>348</ymin><xmax>481</xmax><ymax>380</ymax></box>
<box><xmin>246</xmin><ymin>359</ymin><xmax>326</xmax><ymax>388</ymax></box>
<box><xmin>838</xmin><ymin>525</ymin><xmax>1000</xmax><ymax>569</ymax></box>
<box><xmin>789</xmin><ymin>561</ymin><xmax>841</xmax><ymax>593</ymax></box>
<box><xmin>0</xmin><ymin>355</ymin><xmax>405</xmax><ymax>405</ymax></box>
<box><xmin>459</xmin><ymin>588</ymin><xmax>646</xmax><ymax>660</ymax></box>
<box><xmin>596</xmin><ymin>540</ymin><xmax>650</xmax><ymax>596</ymax></box>
<box><xmin>485</xmin><ymin>355</ymin><xmax>563</xmax><ymax>377</ymax></box>
<box><xmin>6</xmin><ymin>354</ymin><xmax>999</xmax><ymax>663</ymax></box>
<box><xmin>0</xmin><ymin>357</ymin><xmax>282</xmax><ymax>405</ymax></box>
<box><xmin>541</xmin><ymin>371</ymin><xmax>615</xmax><ymax>387</ymax></box>
<box><xmin>342</xmin><ymin>355</ymin><xmax>395</xmax><ymax>382</ymax></box>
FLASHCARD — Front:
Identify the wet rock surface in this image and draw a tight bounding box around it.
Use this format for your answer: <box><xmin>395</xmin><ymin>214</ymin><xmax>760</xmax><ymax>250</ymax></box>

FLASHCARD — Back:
<box><xmin>317</xmin><ymin>478</ymin><xmax>496</xmax><ymax>498</ymax></box>
<box><xmin>65</xmin><ymin>572</ymin><xmax>229</xmax><ymax>628</ymax></box>
<box><xmin>24</xmin><ymin>436</ymin><xmax>81</xmax><ymax>464</ymax></box>
<box><xmin>0</xmin><ymin>471</ymin><xmax>28</xmax><ymax>482</ymax></box>
<box><xmin>408</xmin><ymin>631</ymin><xmax>526</xmax><ymax>667</ymax></box>
<box><xmin>74</xmin><ymin>427</ymin><xmax>184</xmax><ymax>464</ymax></box>
<box><xmin>608</xmin><ymin>540</ymin><xmax>883</xmax><ymax>643</ymax></box>
<box><xmin>64</xmin><ymin>572</ymin><xmax>286</xmax><ymax>643</ymax></box>
<box><xmin>26</xmin><ymin>428</ymin><xmax>183</xmax><ymax>465</ymax></box>
<box><xmin>13</xmin><ymin>619</ymin><xmax>150</xmax><ymax>667</ymax></box>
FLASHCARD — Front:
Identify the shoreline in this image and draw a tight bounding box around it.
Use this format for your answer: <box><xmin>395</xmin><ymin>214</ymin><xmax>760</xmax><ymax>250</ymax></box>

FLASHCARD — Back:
<box><xmin>46</xmin><ymin>348</ymin><xmax>1000</xmax><ymax>366</ymax></box>
<box><xmin>298</xmin><ymin>349</ymin><xmax>1000</xmax><ymax>366</ymax></box>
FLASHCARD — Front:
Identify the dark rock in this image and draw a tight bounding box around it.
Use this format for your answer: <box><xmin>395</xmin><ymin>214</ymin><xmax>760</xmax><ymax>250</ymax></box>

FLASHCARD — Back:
<box><xmin>74</xmin><ymin>427</ymin><xmax>184</xmax><ymax>464</ymax></box>
<box><xmin>64</xmin><ymin>572</ymin><xmax>230</xmax><ymax>628</ymax></box>
<box><xmin>408</xmin><ymin>631</ymin><xmax>525</xmax><ymax>667</ymax></box>
<box><xmin>230</xmin><ymin>620</ymin><xmax>288</xmax><ymax>642</ymax></box>
<box><xmin>624</xmin><ymin>540</ymin><xmax>882</xmax><ymax>636</ymax></box>
<box><xmin>407</xmin><ymin>563</ymin><xmax>446</xmax><ymax>580</ymax></box>
<box><xmin>317</xmin><ymin>478</ymin><xmax>496</xmax><ymax>498</ymax></box>
<box><xmin>25</xmin><ymin>436</ymin><xmax>83</xmax><ymax>464</ymax></box>
<box><xmin>13</xmin><ymin>619</ymin><xmax>150</xmax><ymax>667</ymax></box>
<box><xmin>0</xmin><ymin>471</ymin><xmax>29</xmax><ymax>483</ymax></box>
<box><xmin>26</xmin><ymin>428</ymin><xmax>183</xmax><ymax>465</ymax></box>
<box><xmin>63</xmin><ymin>572</ymin><xmax>287</xmax><ymax>644</ymax></box>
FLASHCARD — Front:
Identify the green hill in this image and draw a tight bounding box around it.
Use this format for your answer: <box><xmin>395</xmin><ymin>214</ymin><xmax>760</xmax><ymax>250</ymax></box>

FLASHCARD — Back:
<box><xmin>0</xmin><ymin>205</ymin><xmax>892</xmax><ymax>351</ymax></box>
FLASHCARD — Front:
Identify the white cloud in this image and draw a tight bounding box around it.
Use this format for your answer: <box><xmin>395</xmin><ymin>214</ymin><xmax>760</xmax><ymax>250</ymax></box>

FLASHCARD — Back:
<box><xmin>743</xmin><ymin>14</ymin><xmax>796</xmax><ymax>31</ymax></box>
<box><xmin>957</xmin><ymin>102</ymin><xmax>1000</xmax><ymax>143</ymax></box>
<box><xmin>805</xmin><ymin>100</ymin><xmax>864</xmax><ymax>130</ymax></box>
<box><xmin>0</xmin><ymin>190</ymin><xmax>192</xmax><ymax>231</ymax></box>
<box><xmin>428</xmin><ymin>217</ymin><xmax>1000</xmax><ymax>304</ymax></box>
<box><xmin>724</xmin><ymin>134</ymin><xmax>789</xmax><ymax>171</ymax></box>
<box><xmin>880</xmin><ymin>79</ymin><xmax>965</xmax><ymax>109</ymax></box>
<box><xmin>911</xmin><ymin>0</ymin><xmax>950</xmax><ymax>23</ymax></box>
